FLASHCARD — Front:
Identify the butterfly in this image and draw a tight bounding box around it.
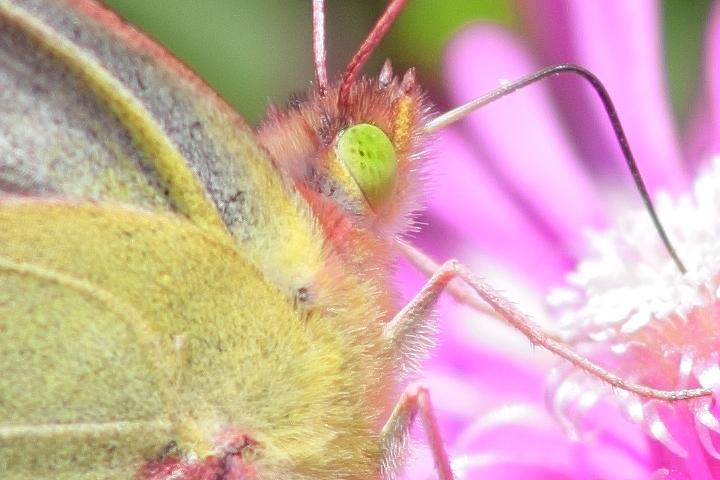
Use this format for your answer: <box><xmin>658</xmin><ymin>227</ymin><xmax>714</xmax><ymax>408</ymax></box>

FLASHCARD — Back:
<box><xmin>0</xmin><ymin>0</ymin><xmax>711</xmax><ymax>479</ymax></box>
<box><xmin>0</xmin><ymin>0</ymin><xmax>448</xmax><ymax>477</ymax></box>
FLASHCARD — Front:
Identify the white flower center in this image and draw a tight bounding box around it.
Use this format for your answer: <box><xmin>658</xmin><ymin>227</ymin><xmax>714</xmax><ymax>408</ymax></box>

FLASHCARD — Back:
<box><xmin>544</xmin><ymin>158</ymin><xmax>720</xmax><ymax>458</ymax></box>
<box><xmin>549</xmin><ymin>157</ymin><xmax>720</xmax><ymax>344</ymax></box>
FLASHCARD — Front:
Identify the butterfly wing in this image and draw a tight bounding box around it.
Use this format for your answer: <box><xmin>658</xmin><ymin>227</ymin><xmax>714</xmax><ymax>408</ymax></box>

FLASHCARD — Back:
<box><xmin>0</xmin><ymin>0</ymin><xmax>330</xmax><ymax>476</ymax></box>
<box><xmin>0</xmin><ymin>1</ymin><xmax>404</xmax><ymax>478</ymax></box>
<box><xmin>0</xmin><ymin>200</ymin><xmax>325</xmax><ymax>478</ymax></box>
<box><xmin>1</xmin><ymin>0</ymin><xmax>328</xmax><ymax>295</ymax></box>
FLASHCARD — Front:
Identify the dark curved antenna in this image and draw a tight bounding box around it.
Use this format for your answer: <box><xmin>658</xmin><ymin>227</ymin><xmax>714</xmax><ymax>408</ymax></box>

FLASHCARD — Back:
<box><xmin>425</xmin><ymin>63</ymin><xmax>686</xmax><ymax>274</ymax></box>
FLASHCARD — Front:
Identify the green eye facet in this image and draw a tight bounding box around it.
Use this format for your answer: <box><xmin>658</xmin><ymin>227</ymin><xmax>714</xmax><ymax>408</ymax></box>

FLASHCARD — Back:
<box><xmin>336</xmin><ymin>123</ymin><xmax>397</xmax><ymax>211</ymax></box>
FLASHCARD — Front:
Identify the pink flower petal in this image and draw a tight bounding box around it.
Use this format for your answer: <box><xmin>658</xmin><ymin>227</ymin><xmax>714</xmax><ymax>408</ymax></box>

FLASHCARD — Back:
<box><xmin>441</xmin><ymin>25</ymin><xmax>607</xmax><ymax>269</ymax></box>
<box><xmin>451</xmin><ymin>401</ymin><xmax>649</xmax><ymax>480</ymax></box>
<box><xmin>645</xmin><ymin>406</ymin><xmax>720</xmax><ymax>479</ymax></box>
<box><xmin>424</xmin><ymin>129</ymin><xmax>572</xmax><ymax>289</ymax></box>
<box><xmin>408</xmin><ymin>3</ymin><xmax>720</xmax><ymax>479</ymax></box>
<box><xmin>649</xmin><ymin>469</ymin><xmax>690</xmax><ymax>480</ymax></box>
<box><xmin>520</xmin><ymin>0</ymin><xmax>689</xmax><ymax>196</ymax></box>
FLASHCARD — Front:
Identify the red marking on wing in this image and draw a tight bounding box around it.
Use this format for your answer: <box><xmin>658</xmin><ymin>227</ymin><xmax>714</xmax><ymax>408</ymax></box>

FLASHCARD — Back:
<box><xmin>138</xmin><ymin>432</ymin><xmax>259</xmax><ymax>480</ymax></box>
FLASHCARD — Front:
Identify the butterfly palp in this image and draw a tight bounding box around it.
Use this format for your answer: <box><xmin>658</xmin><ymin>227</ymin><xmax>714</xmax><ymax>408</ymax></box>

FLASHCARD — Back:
<box><xmin>336</xmin><ymin>123</ymin><xmax>398</xmax><ymax>211</ymax></box>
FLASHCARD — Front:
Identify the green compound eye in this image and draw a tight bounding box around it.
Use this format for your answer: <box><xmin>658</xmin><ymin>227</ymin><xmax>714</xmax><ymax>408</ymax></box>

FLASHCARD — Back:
<box><xmin>336</xmin><ymin>123</ymin><xmax>397</xmax><ymax>211</ymax></box>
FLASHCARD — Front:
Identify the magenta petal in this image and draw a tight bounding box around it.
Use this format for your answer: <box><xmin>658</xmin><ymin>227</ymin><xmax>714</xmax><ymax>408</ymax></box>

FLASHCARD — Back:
<box><xmin>521</xmin><ymin>0</ymin><xmax>688</xmax><ymax>196</ymax></box>
<box><xmin>579</xmin><ymin>402</ymin><xmax>652</xmax><ymax>479</ymax></box>
<box><xmin>426</xmin><ymin>127</ymin><xmax>572</xmax><ymax>289</ymax></box>
<box><xmin>644</xmin><ymin>406</ymin><xmax>720</xmax><ymax>480</ymax></box>
<box><xmin>451</xmin><ymin>403</ymin><xmax>649</xmax><ymax>480</ymax></box>
<box><xmin>650</xmin><ymin>469</ymin><xmax>690</xmax><ymax>480</ymax></box>
<box><xmin>442</xmin><ymin>25</ymin><xmax>607</xmax><ymax>266</ymax></box>
<box><xmin>421</xmin><ymin>354</ymin><xmax>546</xmax><ymax>448</ymax></box>
<box><xmin>451</xmin><ymin>407</ymin><xmax>585</xmax><ymax>480</ymax></box>
<box><xmin>457</xmin><ymin>460</ymin><xmax>578</xmax><ymax>480</ymax></box>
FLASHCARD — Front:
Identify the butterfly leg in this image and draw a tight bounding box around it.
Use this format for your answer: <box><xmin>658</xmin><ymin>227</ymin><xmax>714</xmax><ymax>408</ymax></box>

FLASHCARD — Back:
<box><xmin>397</xmin><ymin>240</ymin><xmax>497</xmax><ymax>319</ymax></box>
<box><xmin>388</xmin><ymin>249</ymin><xmax>712</xmax><ymax>402</ymax></box>
<box><xmin>379</xmin><ymin>382</ymin><xmax>453</xmax><ymax>480</ymax></box>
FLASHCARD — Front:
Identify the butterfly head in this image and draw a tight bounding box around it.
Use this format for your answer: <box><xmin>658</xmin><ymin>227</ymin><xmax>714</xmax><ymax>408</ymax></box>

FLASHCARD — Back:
<box><xmin>258</xmin><ymin>62</ymin><xmax>433</xmax><ymax>246</ymax></box>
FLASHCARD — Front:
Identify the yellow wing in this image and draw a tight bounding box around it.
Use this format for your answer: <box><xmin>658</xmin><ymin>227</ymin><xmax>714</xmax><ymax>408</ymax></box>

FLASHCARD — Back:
<box><xmin>0</xmin><ymin>201</ymin><xmax>385</xmax><ymax>479</ymax></box>
<box><xmin>0</xmin><ymin>1</ymin><xmax>408</xmax><ymax>477</ymax></box>
<box><xmin>0</xmin><ymin>0</ymin><xmax>325</xmax><ymax>300</ymax></box>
